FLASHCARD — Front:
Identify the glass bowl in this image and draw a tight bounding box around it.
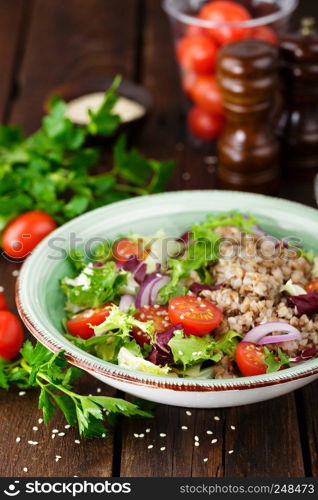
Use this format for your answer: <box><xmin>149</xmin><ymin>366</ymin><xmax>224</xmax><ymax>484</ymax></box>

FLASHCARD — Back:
<box><xmin>163</xmin><ymin>0</ymin><xmax>299</xmax><ymax>145</ymax></box>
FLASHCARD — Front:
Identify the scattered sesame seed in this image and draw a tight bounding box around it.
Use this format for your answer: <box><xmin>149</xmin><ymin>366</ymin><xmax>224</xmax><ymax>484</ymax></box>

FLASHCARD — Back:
<box><xmin>178</xmin><ymin>350</ymin><xmax>184</xmax><ymax>355</ymax></box>
<box><xmin>160</xmin><ymin>447</ymin><xmax>166</xmax><ymax>451</ymax></box>
<box><xmin>145</xmin><ymin>428</ymin><xmax>151</xmax><ymax>433</ymax></box>
<box><xmin>194</xmin><ymin>442</ymin><xmax>200</xmax><ymax>447</ymax></box>
<box><xmin>133</xmin><ymin>433</ymin><xmax>139</xmax><ymax>438</ymax></box>
<box><xmin>211</xmin><ymin>439</ymin><xmax>218</xmax><ymax>444</ymax></box>
<box><xmin>96</xmin><ymin>387</ymin><xmax>102</xmax><ymax>393</ymax></box>
<box><xmin>38</xmin><ymin>418</ymin><xmax>43</xmax><ymax>424</ymax></box>
<box><xmin>102</xmin><ymin>433</ymin><xmax>106</xmax><ymax>438</ymax></box>
<box><xmin>12</xmin><ymin>270</ymin><xmax>19</xmax><ymax>277</ymax></box>
<box><xmin>206</xmin><ymin>430</ymin><xmax>213</xmax><ymax>435</ymax></box>
<box><xmin>181</xmin><ymin>426</ymin><xmax>188</xmax><ymax>430</ymax></box>
<box><xmin>51</xmin><ymin>435</ymin><xmax>55</xmax><ymax>439</ymax></box>
<box><xmin>32</xmin><ymin>426</ymin><xmax>38</xmax><ymax>431</ymax></box>
<box><xmin>65</xmin><ymin>425</ymin><xmax>71</xmax><ymax>429</ymax></box>
<box><xmin>19</xmin><ymin>391</ymin><xmax>26</xmax><ymax>396</ymax></box>
<box><xmin>74</xmin><ymin>440</ymin><xmax>80</xmax><ymax>444</ymax></box>
<box><xmin>228</xmin><ymin>450</ymin><xmax>234</xmax><ymax>454</ymax></box>
<box><xmin>214</xmin><ymin>416</ymin><xmax>220</xmax><ymax>421</ymax></box>
<box><xmin>182</xmin><ymin>172</ymin><xmax>191</xmax><ymax>181</ymax></box>
<box><xmin>23</xmin><ymin>467</ymin><xmax>28</xmax><ymax>473</ymax></box>
<box><xmin>186</xmin><ymin>411</ymin><xmax>192</xmax><ymax>416</ymax></box>
<box><xmin>159</xmin><ymin>433</ymin><xmax>166</xmax><ymax>437</ymax></box>
<box><xmin>52</xmin><ymin>429</ymin><xmax>59</xmax><ymax>433</ymax></box>
<box><xmin>139</xmin><ymin>433</ymin><xmax>145</xmax><ymax>438</ymax></box>
<box><xmin>55</xmin><ymin>455</ymin><xmax>61</xmax><ymax>462</ymax></box>
<box><xmin>194</xmin><ymin>436</ymin><xmax>199</xmax><ymax>441</ymax></box>
<box><xmin>58</xmin><ymin>432</ymin><xmax>65</xmax><ymax>437</ymax></box>
<box><xmin>203</xmin><ymin>458</ymin><xmax>209</xmax><ymax>463</ymax></box>
<box><xmin>0</xmin><ymin>286</ymin><xmax>4</xmax><ymax>292</ymax></box>
<box><xmin>147</xmin><ymin>444</ymin><xmax>153</xmax><ymax>449</ymax></box>
<box><xmin>28</xmin><ymin>441</ymin><xmax>38</xmax><ymax>446</ymax></box>
<box><xmin>230</xmin><ymin>425</ymin><xmax>236</xmax><ymax>430</ymax></box>
<box><xmin>16</xmin><ymin>437</ymin><xmax>21</xmax><ymax>443</ymax></box>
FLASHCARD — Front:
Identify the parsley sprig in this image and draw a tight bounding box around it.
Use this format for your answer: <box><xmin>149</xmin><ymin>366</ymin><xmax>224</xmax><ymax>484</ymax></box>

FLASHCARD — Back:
<box><xmin>0</xmin><ymin>76</ymin><xmax>175</xmax><ymax>233</ymax></box>
<box><xmin>0</xmin><ymin>341</ymin><xmax>152</xmax><ymax>438</ymax></box>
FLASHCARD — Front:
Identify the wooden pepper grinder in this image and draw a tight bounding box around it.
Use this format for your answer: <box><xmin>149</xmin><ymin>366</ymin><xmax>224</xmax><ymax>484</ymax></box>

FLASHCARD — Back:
<box><xmin>277</xmin><ymin>18</ymin><xmax>318</xmax><ymax>170</ymax></box>
<box><xmin>216</xmin><ymin>40</ymin><xmax>280</xmax><ymax>193</ymax></box>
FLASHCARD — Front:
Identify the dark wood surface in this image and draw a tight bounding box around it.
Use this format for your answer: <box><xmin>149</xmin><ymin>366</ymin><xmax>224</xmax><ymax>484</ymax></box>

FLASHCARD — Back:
<box><xmin>0</xmin><ymin>0</ymin><xmax>317</xmax><ymax>478</ymax></box>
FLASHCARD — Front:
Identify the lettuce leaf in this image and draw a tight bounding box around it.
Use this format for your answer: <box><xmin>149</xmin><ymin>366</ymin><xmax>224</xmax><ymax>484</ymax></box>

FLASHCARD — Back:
<box><xmin>92</xmin><ymin>304</ymin><xmax>155</xmax><ymax>340</ymax></box>
<box><xmin>117</xmin><ymin>347</ymin><xmax>171</xmax><ymax>376</ymax></box>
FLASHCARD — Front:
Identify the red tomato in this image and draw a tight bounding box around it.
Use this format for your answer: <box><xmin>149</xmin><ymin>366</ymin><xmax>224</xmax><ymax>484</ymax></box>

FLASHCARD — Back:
<box><xmin>66</xmin><ymin>305</ymin><xmax>112</xmax><ymax>339</ymax></box>
<box><xmin>235</xmin><ymin>342</ymin><xmax>267</xmax><ymax>376</ymax></box>
<box><xmin>250</xmin><ymin>26</ymin><xmax>278</xmax><ymax>46</ymax></box>
<box><xmin>113</xmin><ymin>239</ymin><xmax>147</xmax><ymax>263</ymax></box>
<box><xmin>188</xmin><ymin>106</ymin><xmax>224</xmax><ymax>141</ymax></box>
<box><xmin>306</xmin><ymin>279</ymin><xmax>318</xmax><ymax>294</ymax></box>
<box><xmin>0</xmin><ymin>311</ymin><xmax>24</xmax><ymax>360</ymax></box>
<box><xmin>2</xmin><ymin>211</ymin><xmax>57</xmax><ymax>260</ymax></box>
<box><xmin>132</xmin><ymin>305</ymin><xmax>171</xmax><ymax>346</ymax></box>
<box><xmin>0</xmin><ymin>292</ymin><xmax>8</xmax><ymax>311</ymax></box>
<box><xmin>199</xmin><ymin>0</ymin><xmax>251</xmax><ymax>45</ymax></box>
<box><xmin>177</xmin><ymin>35</ymin><xmax>218</xmax><ymax>74</ymax></box>
<box><xmin>168</xmin><ymin>296</ymin><xmax>223</xmax><ymax>336</ymax></box>
<box><xmin>191</xmin><ymin>75</ymin><xmax>224</xmax><ymax>115</ymax></box>
<box><xmin>186</xmin><ymin>24</ymin><xmax>213</xmax><ymax>39</ymax></box>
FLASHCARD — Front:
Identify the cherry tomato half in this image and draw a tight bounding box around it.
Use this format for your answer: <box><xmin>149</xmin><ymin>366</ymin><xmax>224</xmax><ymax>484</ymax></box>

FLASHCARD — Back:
<box><xmin>66</xmin><ymin>305</ymin><xmax>113</xmax><ymax>339</ymax></box>
<box><xmin>2</xmin><ymin>211</ymin><xmax>57</xmax><ymax>260</ymax></box>
<box><xmin>235</xmin><ymin>342</ymin><xmax>267</xmax><ymax>376</ymax></box>
<box><xmin>0</xmin><ymin>292</ymin><xmax>8</xmax><ymax>311</ymax></box>
<box><xmin>113</xmin><ymin>239</ymin><xmax>148</xmax><ymax>263</ymax></box>
<box><xmin>191</xmin><ymin>75</ymin><xmax>224</xmax><ymax>115</ymax></box>
<box><xmin>199</xmin><ymin>0</ymin><xmax>251</xmax><ymax>45</ymax></box>
<box><xmin>306</xmin><ymin>279</ymin><xmax>318</xmax><ymax>294</ymax></box>
<box><xmin>168</xmin><ymin>296</ymin><xmax>223</xmax><ymax>336</ymax></box>
<box><xmin>188</xmin><ymin>106</ymin><xmax>224</xmax><ymax>141</ymax></box>
<box><xmin>132</xmin><ymin>305</ymin><xmax>171</xmax><ymax>347</ymax></box>
<box><xmin>0</xmin><ymin>311</ymin><xmax>24</xmax><ymax>360</ymax></box>
<box><xmin>177</xmin><ymin>34</ymin><xmax>218</xmax><ymax>74</ymax></box>
<box><xmin>250</xmin><ymin>26</ymin><xmax>278</xmax><ymax>46</ymax></box>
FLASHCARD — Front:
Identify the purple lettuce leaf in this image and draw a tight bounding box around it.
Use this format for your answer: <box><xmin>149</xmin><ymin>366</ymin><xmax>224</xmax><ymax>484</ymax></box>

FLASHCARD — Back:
<box><xmin>290</xmin><ymin>291</ymin><xmax>318</xmax><ymax>316</ymax></box>
<box><xmin>290</xmin><ymin>347</ymin><xmax>318</xmax><ymax>363</ymax></box>
<box><xmin>190</xmin><ymin>282</ymin><xmax>225</xmax><ymax>295</ymax></box>
<box><xmin>122</xmin><ymin>256</ymin><xmax>147</xmax><ymax>284</ymax></box>
<box><xmin>147</xmin><ymin>324</ymin><xmax>183</xmax><ymax>367</ymax></box>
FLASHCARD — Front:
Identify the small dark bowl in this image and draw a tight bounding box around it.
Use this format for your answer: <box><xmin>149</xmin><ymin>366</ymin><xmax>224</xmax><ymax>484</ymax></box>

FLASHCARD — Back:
<box><xmin>44</xmin><ymin>77</ymin><xmax>153</xmax><ymax>145</ymax></box>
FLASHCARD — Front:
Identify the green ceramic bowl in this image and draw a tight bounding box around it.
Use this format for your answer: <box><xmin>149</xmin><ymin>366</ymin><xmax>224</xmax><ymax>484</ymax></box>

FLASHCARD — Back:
<box><xmin>16</xmin><ymin>191</ymin><xmax>318</xmax><ymax>408</ymax></box>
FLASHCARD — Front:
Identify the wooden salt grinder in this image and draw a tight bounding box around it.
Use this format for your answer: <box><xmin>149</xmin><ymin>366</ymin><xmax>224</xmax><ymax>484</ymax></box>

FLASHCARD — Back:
<box><xmin>216</xmin><ymin>40</ymin><xmax>280</xmax><ymax>193</ymax></box>
<box><xmin>278</xmin><ymin>18</ymin><xmax>318</xmax><ymax>170</ymax></box>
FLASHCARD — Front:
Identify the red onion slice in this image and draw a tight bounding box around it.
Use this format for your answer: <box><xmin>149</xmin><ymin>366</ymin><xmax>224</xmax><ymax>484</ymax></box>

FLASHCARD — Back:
<box><xmin>119</xmin><ymin>294</ymin><xmax>135</xmax><ymax>312</ymax></box>
<box><xmin>244</xmin><ymin>322</ymin><xmax>301</xmax><ymax>345</ymax></box>
<box><xmin>150</xmin><ymin>275</ymin><xmax>170</xmax><ymax>304</ymax></box>
<box><xmin>135</xmin><ymin>273</ymin><xmax>162</xmax><ymax>308</ymax></box>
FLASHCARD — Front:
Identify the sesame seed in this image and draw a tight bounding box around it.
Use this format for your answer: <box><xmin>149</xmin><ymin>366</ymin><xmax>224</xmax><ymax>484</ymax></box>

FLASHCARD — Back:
<box><xmin>194</xmin><ymin>436</ymin><xmax>199</xmax><ymax>441</ymax></box>
<box><xmin>23</xmin><ymin>467</ymin><xmax>28</xmax><ymax>473</ymax></box>
<box><xmin>211</xmin><ymin>439</ymin><xmax>218</xmax><ymax>444</ymax></box>
<box><xmin>181</xmin><ymin>426</ymin><xmax>188</xmax><ymax>430</ymax></box>
<box><xmin>230</xmin><ymin>425</ymin><xmax>236</xmax><ymax>430</ymax></box>
<box><xmin>96</xmin><ymin>387</ymin><xmax>102</xmax><ymax>393</ymax></box>
<box><xmin>38</xmin><ymin>418</ymin><xmax>43</xmax><ymax>424</ymax></box>
<box><xmin>159</xmin><ymin>433</ymin><xmax>166</xmax><ymax>437</ymax></box>
<box><xmin>139</xmin><ymin>433</ymin><xmax>145</xmax><ymax>438</ymax></box>
<box><xmin>214</xmin><ymin>416</ymin><xmax>220</xmax><ymax>421</ymax></box>
<box><xmin>206</xmin><ymin>430</ymin><xmax>213</xmax><ymax>435</ymax></box>
<box><xmin>16</xmin><ymin>437</ymin><xmax>21</xmax><ymax>443</ymax></box>
<box><xmin>182</xmin><ymin>172</ymin><xmax>191</xmax><ymax>181</ymax></box>
<box><xmin>28</xmin><ymin>441</ymin><xmax>38</xmax><ymax>446</ymax></box>
<box><xmin>51</xmin><ymin>435</ymin><xmax>55</xmax><ymax>439</ymax></box>
<box><xmin>74</xmin><ymin>440</ymin><xmax>80</xmax><ymax>444</ymax></box>
<box><xmin>147</xmin><ymin>444</ymin><xmax>153</xmax><ymax>449</ymax></box>
<box><xmin>19</xmin><ymin>391</ymin><xmax>26</xmax><ymax>396</ymax></box>
<box><xmin>133</xmin><ymin>433</ymin><xmax>139</xmax><ymax>438</ymax></box>
<box><xmin>204</xmin><ymin>155</ymin><xmax>217</xmax><ymax>165</ymax></box>
<box><xmin>203</xmin><ymin>458</ymin><xmax>209</xmax><ymax>463</ymax></box>
<box><xmin>194</xmin><ymin>442</ymin><xmax>200</xmax><ymax>447</ymax></box>
<box><xmin>102</xmin><ymin>433</ymin><xmax>106</xmax><ymax>438</ymax></box>
<box><xmin>58</xmin><ymin>432</ymin><xmax>65</xmax><ymax>437</ymax></box>
<box><xmin>186</xmin><ymin>410</ymin><xmax>192</xmax><ymax>416</ymax></box>
<box><xmin>12</xmin><ymin>270</ymin><xmax>19</xmax><ymax>277</ymax></box>
<box><xmin>145</xmin><ymin>428</ymin><xmax>151</xmax><ymax>433</ymax></box>
<box><xmin>160</xmin><ymin>447</ymin><xmax>166</xmax><ymax>451</ymax></box>
<box><xmin>228</xmin><ymin>450</ymin><xmax>234</xmax><ymax>454</ymax></box>
<box><xmin>55</xmin><ymin>456</ymin><xmax>61</xmax><ymax>462</ymax></box>
<box><xmin>178</xmin><ymin>350</ymin><xmax>183</xmax><ymax>355</ymax></box>
<box><xmin>0</xmin><ymin>286</ymin><xmax>4</xmax><ymax>293</ymax></box>
<box><xmin>65</xmin><ymin>425</ymin><xmax>71</xmax><ymax>429</ymax></box>
<box><xmin>32</xmin><ymin>426</ymin><xmax>38</xmax><ymax>431</ymax></box>
<box><xmin>52</xmin><ymin>429</ymin><xmax>59</xmax><ymax>433</ymax></box>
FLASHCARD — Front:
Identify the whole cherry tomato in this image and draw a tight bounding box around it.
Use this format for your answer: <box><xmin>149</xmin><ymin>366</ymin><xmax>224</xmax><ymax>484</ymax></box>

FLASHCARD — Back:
<box><xmin>2</xmin><ymin>211</ymin><xmax>57</xmax><ymax>260</ymax></box>
<box><xmin>177</xmin><ymin>34</ymin><xmax>218</xmax><ymax>74</ymax></box>
<box><xmin>188</xmin><ymin>106</ymin><xmax>224</xmax><ymax>141</ymax></box>
<box><xmin>250</xmin><ymin>26</ymin><xmax>278</xmax><ymax>46</ymax></box>
<box><xmin>113</xmin><ymin>239</ymin><xmax>148</xmax><ymax>263</ymax></box>
<box><xmin>0</xmin><ymin>311</ymin><xmax>24</xmax><ymax>360</ymax></box>
<box><xmin>191</xmin><ymin>75</ymin><xmax>224</xmax><ymax>115</ymax></box>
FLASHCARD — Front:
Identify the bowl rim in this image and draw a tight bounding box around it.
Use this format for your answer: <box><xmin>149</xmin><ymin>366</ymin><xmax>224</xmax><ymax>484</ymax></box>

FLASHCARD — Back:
<box><xmin>162</xmin><ymin>0</ymin><xmax>299</xmax><ymax>29</ymax></box>
<box><xmin>16</xmin><ymin>190</ymin><xmax>318</xmax><ymax>392</ymax></box>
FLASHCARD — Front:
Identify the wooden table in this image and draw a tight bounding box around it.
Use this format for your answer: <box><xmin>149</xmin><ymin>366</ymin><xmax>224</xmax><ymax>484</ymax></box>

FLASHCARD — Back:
<box><xmin>0</xmin><ymin>0</ymin><xmax>317</xmax><ymax>478</ymax></box>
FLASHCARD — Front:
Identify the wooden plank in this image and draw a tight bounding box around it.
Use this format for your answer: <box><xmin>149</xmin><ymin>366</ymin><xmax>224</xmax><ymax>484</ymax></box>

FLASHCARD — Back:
<box><xmin>0</xmin><ymin>0</ymin><xmax>25</xmax><ymax>121</ymax></box>
<box><xmin>0</xmin><ymin>0</ymin><xmax>140</xmax><ymax>477</ymax></box>
<box><xmin>298</xmin><ymin>382</ymin><xmax>318</xmax><ymax>477</ymax></box>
